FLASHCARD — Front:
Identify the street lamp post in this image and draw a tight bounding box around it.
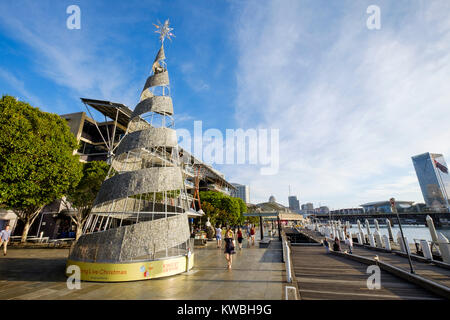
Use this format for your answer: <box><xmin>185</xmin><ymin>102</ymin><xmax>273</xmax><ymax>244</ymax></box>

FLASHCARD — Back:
<box><xmin>390</xmin><ymin>198</ymin><xmax>415</xmax><ymax>274</ymax></box>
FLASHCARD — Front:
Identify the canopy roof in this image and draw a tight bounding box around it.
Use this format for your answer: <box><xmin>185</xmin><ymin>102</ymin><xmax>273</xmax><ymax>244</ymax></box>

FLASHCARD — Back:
<box><xmin>243</xmin><ymin>211</ymin><xmax>304</xmax><ymax>221</ymax></box>
<box><xmin>360</xmin><ymin>200</ymin><xmax>414</xmax><ymax>207</ymax></box>
<box><xmin>81</xmin><ymin>98</ymin><xmax>133</xmax><ymax>128</ymax></box>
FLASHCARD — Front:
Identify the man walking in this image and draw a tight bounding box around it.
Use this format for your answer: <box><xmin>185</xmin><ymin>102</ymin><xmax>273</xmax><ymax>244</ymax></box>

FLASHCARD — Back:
<box><xmin>345</xmin><ymin>235</ymin><xmax>353</xmax><ymax>254</ymax></box>
<box><xmin>245</xmin><ymin>223</ymin><xmax>251</xmax><ymax>248</ymax></box>
<box><xmin>1</xmin><ymin>225</ymin><xmax>11</xmax><ymax>256</ymax></box>
<box><xmin>323</xmin><ymin>238</ymin><xmax>330</xmax><ymax>253</ymax></box>
<box><xmin>215</xmin><ymin>225</ymin><xmax>222</xmax><ymax>248</ymax></box>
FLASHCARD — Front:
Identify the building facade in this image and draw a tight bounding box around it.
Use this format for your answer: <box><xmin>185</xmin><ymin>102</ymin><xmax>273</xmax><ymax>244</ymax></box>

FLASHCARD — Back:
<box><xmin>288</xmin><ymin>196</ymin><xmax>300</xmax><ymax>211</ymax></box>
<box><xmin>317</xmin><ymin>206</ymin><xmax>330</xmax><ymax>214</ymax></box>
<box><xmin>301</xmin><ymin>203</ymin><xmax>314</xmax><ymax>211</ymax></box>
<box><xmin>61</xmin><ymin>99</ymin><xmax>131</xmax><ymax>163</ymax></box>
<box><xmin>231</xmin><ymin>183</ymin><xmax>250</xmax><ymax>203</ymax></box>
<box><xmin>330</xmin><ymin>208</ymin><xmax>364</xmax><ymax>215</ymax></box>
<box><xmin>360</xmin><ymin>201</ymin><xmax>414</xmax><ymax>213</ymax></box>
<box><xmin>13</xmin><ymin>98</ymin><xmax>235</xmax><ymax>241</ymax></box>
<box><xmin>412</xmin><ymin>152</ymin><xmax>450</xmax><ymax>212</ymax></box>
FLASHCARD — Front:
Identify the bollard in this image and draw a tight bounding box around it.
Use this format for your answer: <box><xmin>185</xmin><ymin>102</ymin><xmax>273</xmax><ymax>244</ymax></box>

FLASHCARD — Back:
<box><xmin>374</xmin><ymin>230</ymin><xmax>383</xmax><ymax>248</ymax></box>
<box><xmin>357</xmin><ymin>220</ymin><xmax>364</xmax><ymax>244</ymax></box>
<box><xmin>397</xmin><ymin>232</ymin><xmax>411</xmax><ymax>254</ymax></box>
<box><xmin>340</xmin><ymin>229</ymin><xmax>346</xmax><ymax>241</ymax></box>
<box><xmin>386</xmin><ymin>219</ymin><xmax>394</xmax><ymax>241</ymax></box>
<box><xmin>368</xmin><ymin>234</ymin><xmax>376</xmax><ymax>247</ymax></box>
<box><xmin>359</xmin><ymin>232</ymin><xmax>365</xmax><ymax>244</ymax></box>
<box><xmin>357</xmin><ymin>220</ymin><xmax>363</xmax><ymax>234</ymax></box>
<box><xmin>365</xmin><ymin>219</ymin><xmax>371</xmax><ymax>235</ymax></box>
<box><xmin>383</xmin><ymin>235</ymin><xmax>391</xmax><ymax>251</ymax></box>
<box><xmin>374</xmin><ymin>219</ymin><xmax>380</xmax><ymax>232</ymax></box>
<box><xmin>420</xmin><ymin>240</ymin><xmax>433</xmax><ymax>261</ymax></box>
<box><xmin>357</xmin><ymin>233</ymin><xmax>363</xmax><ymax>244</ymax></box>
<box><xmin>437</xmin><ymin>233</ymin><xmax>450</xmax><ymax>264</ymax></box>
<box><xmin>426</xmin><ymin>215</ymin><xmax>441</xmax><ymax>255</ymax></box>
<box><xmin>426</xmin><ymin>215</ymin><xmax>439</xmax><ymax>243</ymax></box>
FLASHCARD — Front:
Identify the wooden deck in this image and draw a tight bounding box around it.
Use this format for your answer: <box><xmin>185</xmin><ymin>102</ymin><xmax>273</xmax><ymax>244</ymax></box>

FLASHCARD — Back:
<box><xmin>298</xmin><ymin>227</ymin><xmax>450</xmax><ymax>289</ymax></box>
<box><xmin>291</xmin><ymin>245</ymin><xmax>441</xmax><ymax>300</ymax></box>
<box><xmin>351</xmin><ymin>246</ymin><xmax>450</xmax><ymax>288</ymax></box>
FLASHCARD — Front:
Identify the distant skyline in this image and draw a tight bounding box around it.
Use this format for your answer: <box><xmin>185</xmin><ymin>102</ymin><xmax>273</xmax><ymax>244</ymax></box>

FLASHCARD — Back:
<box><xmin>1</xmin><ymin>1</ymin><xmax>450</xmax><ymax>208</ymax></box>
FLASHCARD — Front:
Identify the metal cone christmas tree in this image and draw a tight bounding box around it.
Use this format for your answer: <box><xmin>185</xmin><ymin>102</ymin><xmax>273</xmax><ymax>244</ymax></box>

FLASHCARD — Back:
<box><xmin>67</xmin><ymin>20</ymin><xmax>196</xmax><ymax>281</ymax></box>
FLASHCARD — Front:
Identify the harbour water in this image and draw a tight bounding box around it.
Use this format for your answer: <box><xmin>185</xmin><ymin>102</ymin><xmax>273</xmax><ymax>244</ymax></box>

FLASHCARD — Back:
<box><xmin>348</xmin><ymin>225</ymin><xmax>450</xmax><ymax>243</ymax></box>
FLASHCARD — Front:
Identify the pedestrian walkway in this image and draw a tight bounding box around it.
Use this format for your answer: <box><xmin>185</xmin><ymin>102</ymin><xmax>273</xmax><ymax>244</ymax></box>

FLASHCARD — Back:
<box><xmin>291</xmin><ymin>245</ymin><xmax>440</xmax><ymax>300</ymax></box>
<box><xmin>0</xmin><ymin>235</ymin><xmax>285</xmax><ymax>300</ymax></box>
<box><xmin>298</xmin><ymin>227</ymin><xmax>450</xmax><ymax>289</ymax></box>
<box><xmin>352</xmin><ymin>246</ymin><xmax>450</xmax><ymax>288</ymax></box>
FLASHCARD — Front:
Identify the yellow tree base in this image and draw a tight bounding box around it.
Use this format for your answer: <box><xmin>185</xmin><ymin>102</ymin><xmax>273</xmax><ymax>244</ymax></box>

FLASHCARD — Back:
<box><xmin>66</xmin><ymin>254</ymin><xmax>194</xmax><ymax>282</ymax></box>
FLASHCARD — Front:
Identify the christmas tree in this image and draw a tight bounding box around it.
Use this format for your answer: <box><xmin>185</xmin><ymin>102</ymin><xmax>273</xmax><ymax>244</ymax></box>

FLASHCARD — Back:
<box><xmin>69</xmin><ymin>20</ymin><xmax>196</xmax><ymax>266</ymax></box>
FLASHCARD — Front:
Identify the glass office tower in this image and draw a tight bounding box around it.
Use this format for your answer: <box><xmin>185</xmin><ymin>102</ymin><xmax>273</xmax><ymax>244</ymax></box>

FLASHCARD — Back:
<box><xmin>231</xmin><ymin>183</ymin><xmax>250</xmax><ymax>203</ymax></box>
<box><xmin>412</xmin><ymin>152</ymin><xmax>450</xmax><ymax>212</ymax></box>
<box><xmin>288</xmin><ymin>196</ymin><xmax>300</xmax><ymax>211</ymax></box>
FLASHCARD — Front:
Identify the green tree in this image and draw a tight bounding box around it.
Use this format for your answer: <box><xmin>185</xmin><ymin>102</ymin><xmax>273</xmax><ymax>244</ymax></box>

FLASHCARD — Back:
<box><xmin>65</xmin><ymin>161</ymin><xmax>109</xmax><ymax>240</ymax></box>
<box><xmin>0</xmin><ymin>95</ymin><xmax>82</xmax><ymax>242</ymax></box>
<box><xmin>198</xmin><ymin>191</ymin><xmax>247</xmax><ymax>227</ymax></box>
<box><xmin>236</xmin><ymin>197</ymin><xmax>247</xmax><ymax>225</ymax></box>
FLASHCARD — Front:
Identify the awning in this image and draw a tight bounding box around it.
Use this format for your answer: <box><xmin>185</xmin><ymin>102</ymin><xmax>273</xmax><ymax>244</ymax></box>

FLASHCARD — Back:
<box><xmin>187</xmin><ymin>209</ymin><xmax>204</xmax><ymax>217</ymax></box>
<box><xmin>81</xmin><ymin>98</ymin><xmax>133</xmax><ymax>128</ymax></box>
<box><xmin>0</xmin><ymin>210</ymin><xmax>17</xmax><ymax>220</ymax></box>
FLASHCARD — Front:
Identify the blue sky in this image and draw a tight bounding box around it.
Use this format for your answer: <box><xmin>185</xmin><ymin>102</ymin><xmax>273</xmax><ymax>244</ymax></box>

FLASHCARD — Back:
<box><xmin>1</xmin><ymin>0</ymin><xmax>450</xmax><ymax>209</ymax></box>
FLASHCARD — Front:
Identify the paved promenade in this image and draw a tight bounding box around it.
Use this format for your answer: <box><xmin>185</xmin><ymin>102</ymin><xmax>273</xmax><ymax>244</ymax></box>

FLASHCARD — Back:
<box><xmin>0</xmin><ymin>236</ymin><xmax>285</xmax><ymax>300</ymax></box>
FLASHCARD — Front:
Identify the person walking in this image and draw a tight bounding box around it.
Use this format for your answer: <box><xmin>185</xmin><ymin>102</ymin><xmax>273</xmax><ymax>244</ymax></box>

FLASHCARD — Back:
<box><xmin>224</xmin><ymin>227</ymin><xmax>236</xmax><ymax>270</ymax></box>
<box><xmin>345</xmin><ymin>235</ymin><xmax>353</xmax><ymax>254</ymax></box>
<box><xmin>245</xmin><ymin>224</ymin><xmax>251</xmax><ymax>248</ymax></box>
<box><xmin>0</xmin><ymin>225</ymin><xmax>12</xmax><ymax>256</ymax></box>
<box><xmin>236</xmin><ymin>227</ymin><xmax>243</xmax><ymax>250</ymax></box>
<box><xmin>333</xmin><ymin>237</ymin><xmax>341</xmax><ymax>252</ymax></box>
<box><xmin>215</xmin><ymin>225</ymin><xmax>222</xmax><ymax>248</ymax></box>
<box><xmin>250</xmin><ymin>225</ymin><xmax>256</xmax><ymax>246</ymax></box>
<box><xmin>323</xmin><ymin>238</ymin><xmax>330</xmax><ymax>253</ymax></box>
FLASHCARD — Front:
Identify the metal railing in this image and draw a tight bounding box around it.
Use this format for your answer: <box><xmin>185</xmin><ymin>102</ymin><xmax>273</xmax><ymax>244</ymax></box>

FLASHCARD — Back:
<box><xmin>285</xmin><ymin>286</ymin><xmax>298</xmax><ymax>300</ymax></box>
<box><xmin>283</xmin><ymin>240</ymin><xmax>292</xmax><ymax>283</ymax></box>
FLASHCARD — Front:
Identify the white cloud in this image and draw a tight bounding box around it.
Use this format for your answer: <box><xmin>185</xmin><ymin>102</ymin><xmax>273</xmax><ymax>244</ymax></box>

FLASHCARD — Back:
<box><xmin>175</xmin><ymin>113</ymin><xmax>194</xmax><ymax>123</ymax></box>
<box><xmin>180</xmin><ymin>62</ymin><xmax>210</xmax><ymax>92</ymax></box>
<box><xmin>0</xmin><ymin>2</ymin><xmax>141</xmax><ymax>110</ymax></box>
<box><xmin>225</xmin><ymin>0</ymin><xmax>450</xmax><ymax>208</ymax></box>
<box><xmin>0</xmin><ymin>68</ymin><xmax>43</xmax><ymax>108</ymax></box>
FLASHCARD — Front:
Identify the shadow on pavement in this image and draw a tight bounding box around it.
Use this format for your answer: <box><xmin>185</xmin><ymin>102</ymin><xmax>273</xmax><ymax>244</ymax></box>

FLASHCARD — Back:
<box><xmin>0</xmin><ymin>258</ymin><xmax>67</xmax><ymax>282</ymax></box>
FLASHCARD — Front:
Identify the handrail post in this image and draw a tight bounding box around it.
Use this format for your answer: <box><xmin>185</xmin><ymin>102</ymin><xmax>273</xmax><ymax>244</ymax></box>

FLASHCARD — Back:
<box><xmin>284</xmin><ymin>240</ymin><xmax>292</xmax><ymax>283</ymax></box>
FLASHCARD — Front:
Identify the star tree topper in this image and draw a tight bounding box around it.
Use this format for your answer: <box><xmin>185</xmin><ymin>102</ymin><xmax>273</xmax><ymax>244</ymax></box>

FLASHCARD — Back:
<box><xmin>153</xmin><ymin>19</ymin><xmax>175</xmax><ymax>43</ymax></box>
